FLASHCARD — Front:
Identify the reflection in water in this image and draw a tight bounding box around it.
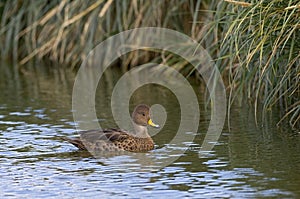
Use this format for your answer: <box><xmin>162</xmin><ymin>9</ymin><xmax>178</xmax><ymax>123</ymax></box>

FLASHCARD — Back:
<box><xmin>0</xmin><ymin>63</ymin><xmax>299</xmax><ymax>198</ymax></box>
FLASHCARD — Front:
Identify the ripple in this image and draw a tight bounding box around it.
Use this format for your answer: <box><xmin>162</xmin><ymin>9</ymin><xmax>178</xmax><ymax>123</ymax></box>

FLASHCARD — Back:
<box><xmin>0</xmin><ymin>103</ymin><xmax>299</xmax><ymax>198</ymax></box>
<box><xmin>9</xmin><ymin>112</ymin><xmax>31</xmax><ymax>116</ymax></box>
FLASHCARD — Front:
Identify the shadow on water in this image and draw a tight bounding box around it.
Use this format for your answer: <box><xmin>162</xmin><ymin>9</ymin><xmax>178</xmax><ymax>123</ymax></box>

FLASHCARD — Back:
<box><xmin>0</xmin><ymin>62</ymin><xmax>299</xmax><ymax>198</ymax></box>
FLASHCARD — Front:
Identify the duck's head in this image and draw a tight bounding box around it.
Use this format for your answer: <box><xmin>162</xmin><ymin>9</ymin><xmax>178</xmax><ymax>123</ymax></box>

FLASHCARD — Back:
<box><xmin>131</xmin><ymin>104</ymin><xmax>159</xmax><ymax>137</ymax></box>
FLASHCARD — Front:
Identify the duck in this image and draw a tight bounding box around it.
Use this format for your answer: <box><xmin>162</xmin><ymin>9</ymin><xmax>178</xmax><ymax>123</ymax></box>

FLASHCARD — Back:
<box><xmin>62</xmin><ymin>104</ymin><xmax>159</xmax><ymax>152</ymax></box>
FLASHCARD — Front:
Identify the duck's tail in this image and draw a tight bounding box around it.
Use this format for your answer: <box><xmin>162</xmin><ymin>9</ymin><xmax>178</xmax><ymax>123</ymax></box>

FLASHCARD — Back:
<box><xmin>61</xmin><ymin>137</ymin><xmax>86</xmax><ymax>150</ymax></box>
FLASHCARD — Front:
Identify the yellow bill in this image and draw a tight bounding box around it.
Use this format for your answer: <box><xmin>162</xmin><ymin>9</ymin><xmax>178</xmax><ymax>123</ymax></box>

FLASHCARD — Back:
<box><xmin>148</xmin><ymin>119</ymin><xmax>160</xmax><ymax>128</ymax></box>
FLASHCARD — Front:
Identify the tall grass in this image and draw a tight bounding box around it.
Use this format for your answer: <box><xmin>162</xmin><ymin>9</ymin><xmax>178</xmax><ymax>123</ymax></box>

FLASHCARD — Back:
<box><xmin>213</xmin><ymin>0</ymin><xmax>300</xmax><ymax>129</ymax></box>
<box><xmin>0</xmin><ymin>0</ymin><xmax>299</xmax><ymax>129</ymax></box>
<box><xmin>0</xmin><ymin>0</ymin><xmax>201</xmax><ymax>68</ymax></box>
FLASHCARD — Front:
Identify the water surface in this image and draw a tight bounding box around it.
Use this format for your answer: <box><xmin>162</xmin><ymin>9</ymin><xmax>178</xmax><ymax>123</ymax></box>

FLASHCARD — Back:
<box><xmin>0</xmin><ymin>63</ymin><xmax>299</xmax><ymax>198</ymax></box>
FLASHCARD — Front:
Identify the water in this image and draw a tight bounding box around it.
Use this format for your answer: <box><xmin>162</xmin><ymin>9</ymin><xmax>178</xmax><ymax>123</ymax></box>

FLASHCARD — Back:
<box><xmin>0</xmin><ymin>63</ymin><xmax>299</xmax><ymax>198</ymax></box>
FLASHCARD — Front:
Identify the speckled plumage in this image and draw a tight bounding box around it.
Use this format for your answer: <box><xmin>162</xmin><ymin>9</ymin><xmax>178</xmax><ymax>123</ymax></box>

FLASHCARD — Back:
<box><xmin>62</xmin><ymin>128</ymin><xmax>154</xmax><ymax>152</ymax></box>
<box><xmin>63</xmin><ymin>104</ymin><xmax>158</xmax><ymax>152</ymax></box>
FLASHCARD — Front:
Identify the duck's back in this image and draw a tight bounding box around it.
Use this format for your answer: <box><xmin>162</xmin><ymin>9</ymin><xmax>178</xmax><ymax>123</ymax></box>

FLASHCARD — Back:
<box><xmin>64</xmin><ymin>128</ymin><xmax>154</xmax><ymax>152</ymax></box>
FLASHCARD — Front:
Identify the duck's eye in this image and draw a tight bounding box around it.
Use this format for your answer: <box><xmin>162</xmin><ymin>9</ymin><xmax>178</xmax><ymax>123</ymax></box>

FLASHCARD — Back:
<box><xmin>142</xmin><ymin>113</ymin><xmax>145</xmax><ymax>116</ymax></box>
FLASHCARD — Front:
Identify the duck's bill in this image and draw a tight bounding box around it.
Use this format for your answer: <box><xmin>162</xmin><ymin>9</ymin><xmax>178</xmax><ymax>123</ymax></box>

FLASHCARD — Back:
<box><xmin>148</xmin><ymin>119</ymin><xmax>160</xmax><ymax>128</ymax></box>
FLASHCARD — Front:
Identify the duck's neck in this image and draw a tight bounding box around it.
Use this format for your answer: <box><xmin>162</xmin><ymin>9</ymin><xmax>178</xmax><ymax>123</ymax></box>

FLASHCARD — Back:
<box><xmin>132</xmin><ymin>122</ymin><xmax>151</xmax><ymax>138</ymax></box>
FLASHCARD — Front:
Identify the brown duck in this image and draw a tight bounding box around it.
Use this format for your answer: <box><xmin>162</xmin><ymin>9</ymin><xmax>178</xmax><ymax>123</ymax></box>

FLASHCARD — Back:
<box><xmin>63</xmin><ymin>104</ymin><xmax>159</xmax><ymax>152</ymax></box>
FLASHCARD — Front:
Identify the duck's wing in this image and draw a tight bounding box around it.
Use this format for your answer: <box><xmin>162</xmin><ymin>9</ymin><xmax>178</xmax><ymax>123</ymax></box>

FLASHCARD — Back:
<box><xmin>62</xmin><ymin>128</ymin><xmax>132</xmax><ymax>150</ymax></box>
<box><xmin>79</xmin><ymin>128</ymin><xmax>131</xmax><ymax>142</ymax></box>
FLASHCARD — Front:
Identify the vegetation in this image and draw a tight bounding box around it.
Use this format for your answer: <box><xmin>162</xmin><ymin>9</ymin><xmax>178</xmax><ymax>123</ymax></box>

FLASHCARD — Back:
<box><xmin>0</xmin><ymin>0</ymin><xmax>299</xmax><ymax>130</ymax></box>
<box><xmin>218</xmin><ymin>0</ymin><xmax>300</xmax><ymax>130</ymax></box>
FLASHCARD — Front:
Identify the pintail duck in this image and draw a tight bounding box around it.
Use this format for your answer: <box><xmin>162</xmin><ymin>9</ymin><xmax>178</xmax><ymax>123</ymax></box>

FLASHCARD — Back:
<box><xmin>63</xmin><ymin>104</ymin><xmax>159</xmax><ymax>152</ymax></box>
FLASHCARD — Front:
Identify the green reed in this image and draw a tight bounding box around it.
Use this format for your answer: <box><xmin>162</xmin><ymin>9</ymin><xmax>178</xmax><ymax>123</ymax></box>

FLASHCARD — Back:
<box><xmin>0</xmin><ymin>0</ymin><xmax>299</xmax><ymax>129</ymax></box>
<box><xmin>214</xmin><ymin>0</ymin><xmax>300</xmax><ymax>129</ymax></box>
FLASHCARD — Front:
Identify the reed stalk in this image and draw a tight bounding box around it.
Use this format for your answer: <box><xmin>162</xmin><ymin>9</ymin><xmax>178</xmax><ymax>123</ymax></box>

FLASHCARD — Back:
<box><xmin>0</xmin><ymin>0</ymin><xmax>299</xmax><ymax>129</ymax></box>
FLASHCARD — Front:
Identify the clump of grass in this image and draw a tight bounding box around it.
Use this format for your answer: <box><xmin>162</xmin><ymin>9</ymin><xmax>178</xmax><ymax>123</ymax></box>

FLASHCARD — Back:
<box><xmin>0</xmin><ymin>0</ymin><xmax>201</xmax><ymax>69</ymax></box>
<box><xmin>212</xmin><ymin>0</ymin><xmax>300</xmax><ymax>129</ymax></box>
<box><xmin>0</xmin><ymin>0</ymin><xmax>299</xmax><ymax>129</ymax></box>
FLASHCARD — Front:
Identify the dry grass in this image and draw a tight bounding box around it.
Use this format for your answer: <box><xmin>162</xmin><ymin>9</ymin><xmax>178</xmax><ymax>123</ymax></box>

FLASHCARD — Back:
<box><xmin>0</xmin><ymin>0</ymin><xmax>299</xmax><ymax>129</ymax></box>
